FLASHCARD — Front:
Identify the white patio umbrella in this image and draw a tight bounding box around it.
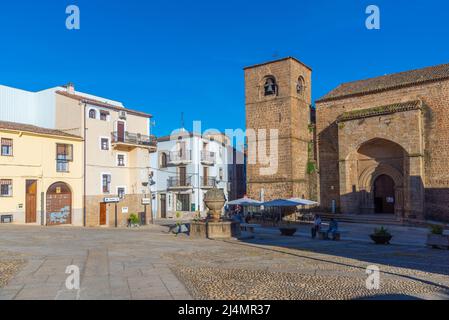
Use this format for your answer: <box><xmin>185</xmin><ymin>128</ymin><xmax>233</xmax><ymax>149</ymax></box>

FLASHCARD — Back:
<box><xmin>227</xmin><ymin>197</ymin><xmax>262</xmax><ymax>206</ymax></box>
<box><xmin>263</xmin><ymin>198</ymin><xmax>318</xmax><ymax>207</ymax></box>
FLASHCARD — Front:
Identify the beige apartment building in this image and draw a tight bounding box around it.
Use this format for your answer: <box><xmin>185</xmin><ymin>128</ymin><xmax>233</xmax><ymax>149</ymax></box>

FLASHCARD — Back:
<box><xmin>55</xmin><ymin>85</ymin><xmax>157</xmax><ymax>227</ymax></box>
<box><xmin>0</xmin><ymin>121</ymin><xmax>83</xmax><ymax>226</ymax></box>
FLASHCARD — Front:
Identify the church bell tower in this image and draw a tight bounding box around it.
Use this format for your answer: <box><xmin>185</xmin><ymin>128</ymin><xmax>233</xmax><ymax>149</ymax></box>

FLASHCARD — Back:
<box><xmin>244</xmin><ymin>57</ymin><xmax>315</xmax><ymax>201</ymax></box>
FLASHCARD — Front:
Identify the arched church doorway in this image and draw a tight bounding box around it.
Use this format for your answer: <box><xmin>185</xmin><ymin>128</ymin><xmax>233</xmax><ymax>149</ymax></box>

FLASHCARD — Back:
<box><xmin>373</xmin><ymin>175</ymin><xmax>395</xmax><ymax>214</ymax></box>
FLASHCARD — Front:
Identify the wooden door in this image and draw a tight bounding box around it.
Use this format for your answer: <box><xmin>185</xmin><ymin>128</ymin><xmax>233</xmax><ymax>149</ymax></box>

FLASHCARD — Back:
<box><xmin>374</xmin><ymin>175</ymin><xmax>395</xmax><ymax>214</ymax></box>
<box><xmin>203</xmin><ymin>166</ymin><xmax>209</xmax><ymax>186</ymax></box>
<box><xmin>160</xmin><ymin>194</ymin><xmax>167</xmax><ymax>218</ymax></box>
<box><xmin>26</xmin><ymin>180</ymin><xmax>37</xmax><ymax>223</ymax></box>
<box><xmin>100</xmin><ymin>203</ymin><xmax>107</xmax><ymax>225</ymax></box>
<box><xmin>117</xmin><ymin>121</ymin><xmax>125</xmax><ymax>142</ymax></box>
<box><xmin>179</xmin><ymin>167</ymin><xmax>187</xmax><ymax>186</ymax></box>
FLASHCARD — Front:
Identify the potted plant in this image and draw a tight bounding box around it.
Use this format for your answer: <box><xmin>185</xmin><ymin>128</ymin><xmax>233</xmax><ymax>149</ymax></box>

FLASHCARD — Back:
<box><xmin>426</xmin><ymin>225</ymin><xmax>449</xmax><ymax>249</ymax></box>
<box><xmin>370</xmin><ymin>226</ymin><xmax>393</xmax><ymax>245</ymax></box>
<box><xmin>128</xmin><ymin>213</ymin><xmax>140</xmax><ymax>228</ymax></box>
<box><xmin>279</xmin><ymin>221</ymin><xmax>297</xmax><ymax>236</ymax></box>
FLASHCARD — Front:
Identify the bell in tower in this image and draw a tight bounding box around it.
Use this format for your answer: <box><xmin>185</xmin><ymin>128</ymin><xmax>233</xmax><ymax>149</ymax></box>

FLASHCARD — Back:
<box><xmin>264</xmin><ymin>77</ymin><xmax>277</xmax><ymax>96</ymax></box>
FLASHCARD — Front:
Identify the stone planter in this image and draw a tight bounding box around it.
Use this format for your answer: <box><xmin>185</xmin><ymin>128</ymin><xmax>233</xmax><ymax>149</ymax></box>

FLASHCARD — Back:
<box><xmin>279</xmin><ymin>227</ymin><xmax>297</xmax><ymax>237</ymax></box>
<box><xmin>426</xmin><ymin>234</ymin><xmax>449</xmax><ymax>249</ymax></box>
<box><xmin>370</xmin><ymin>234</ymin><xmax>392</xmax><ymax>245</ymax></box>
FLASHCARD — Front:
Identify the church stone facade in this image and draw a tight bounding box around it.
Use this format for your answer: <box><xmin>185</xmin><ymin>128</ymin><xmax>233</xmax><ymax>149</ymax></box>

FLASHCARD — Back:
<box><xmin>316</xmin><ymin>63</ymin><xmax>449</xmax><ymax>222</ymax></box>
<box><xmin>246</xmin><ymin>57</ymin><xmax>449</xmax><ymax>222</ymax></box>
<box><xmin>244</xmin><ymin>57</ymin><xmax>317</xmax><ymax>202</ymax></box>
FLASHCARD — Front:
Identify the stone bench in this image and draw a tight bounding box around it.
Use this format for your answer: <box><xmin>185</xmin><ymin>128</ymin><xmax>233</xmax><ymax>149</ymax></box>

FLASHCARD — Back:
<box><xmin>318</xmin><ymin>229</ymin><xmax>349</xmax><ymax>241</ymax></box>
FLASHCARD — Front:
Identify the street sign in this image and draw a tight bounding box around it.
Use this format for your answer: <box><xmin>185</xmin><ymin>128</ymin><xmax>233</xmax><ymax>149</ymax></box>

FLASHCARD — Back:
<box><xmin>142</xmin><ymin>198</ymin><xmax>151</xmax><ymax>205</ymax></box>
<box><xmin>104</xmin><ymin>197</ymin><xmax>120</xmax><ymax>203</ymax></box>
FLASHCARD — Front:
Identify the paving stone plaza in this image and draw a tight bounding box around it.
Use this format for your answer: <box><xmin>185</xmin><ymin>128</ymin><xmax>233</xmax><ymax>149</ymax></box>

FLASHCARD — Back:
<box><xmin>0</xmin><ymin>224</ymin><xmax>448</xmax><ymax>300</ymax></box>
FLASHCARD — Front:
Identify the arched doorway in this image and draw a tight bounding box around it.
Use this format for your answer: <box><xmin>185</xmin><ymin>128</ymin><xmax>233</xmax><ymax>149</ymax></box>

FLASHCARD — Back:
<box><xmin>373</xmin><ymin>175</ymin><xmax>395</xmax><ymax>214</ymax></box>
<box><xmin>46</xmin><ymin>182</ymin><xmax>72</xmax><ymax>226</ymax></box>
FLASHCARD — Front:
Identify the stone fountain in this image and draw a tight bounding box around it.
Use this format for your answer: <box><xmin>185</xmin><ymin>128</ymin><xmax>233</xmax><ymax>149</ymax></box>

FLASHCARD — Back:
<box><xmin>190</xmin><ymin>188</ymin><xmax>241</xmax><ymax>240</ymax></box>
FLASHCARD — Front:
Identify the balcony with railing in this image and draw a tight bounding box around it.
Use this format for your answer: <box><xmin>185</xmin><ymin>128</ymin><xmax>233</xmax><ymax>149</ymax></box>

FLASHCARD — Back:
<box><xmin>111</xmin><ymin>131</ymin><xmax>157</xmax><ymax>151</ymax></box>
<box><xmin>167</xmin><ymin>176</ymin><xmax>193</xmax><ymax>189</ymax></box>
<box><xmin>168</xmin><ymin>150</ymin><xmax>192</xmax><ymax>164</ymax></box>
<box><xmin>201</xmin><ymin>150</ymin><xmax>216</xmax><ymax>165</ymax></box>
<box><xmin>201</xmin><ymin>176</ymin><xmax>217</xmax><ymax>189</ymax></box>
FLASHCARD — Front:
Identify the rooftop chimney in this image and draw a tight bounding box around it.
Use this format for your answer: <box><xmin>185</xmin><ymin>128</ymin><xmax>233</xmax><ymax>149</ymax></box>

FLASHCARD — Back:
<box><xmin>65</xmin><ymin>82</ymin><xmax>75</xmax><ymax>94</ymax></box>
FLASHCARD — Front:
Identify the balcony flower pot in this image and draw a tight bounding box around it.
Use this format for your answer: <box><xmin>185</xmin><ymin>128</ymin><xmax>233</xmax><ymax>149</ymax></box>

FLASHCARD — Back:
<box><xmin>370</xmin><ymin>234</ymin><xmax>393</xmax><ymax>245</ymax></box>
<box><xmin>279</xmin><ymin>227</ymin><xmax>297</xmax><ymax>237</ymax></box>
<box><xmin>370</xmin><ymin>227</ymin><xmax>392</xmax><ymax>245</ymax></box>
<box><xmin>426</xmin><ymin>234</ymin><xmax>449</xmax><ymax>249</ymax></box>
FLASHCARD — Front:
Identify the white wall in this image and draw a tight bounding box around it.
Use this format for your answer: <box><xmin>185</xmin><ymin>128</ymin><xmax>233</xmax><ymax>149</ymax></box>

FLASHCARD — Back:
<box><xmin>0</xmin><ymin>84</ymin><xmax>127</xmax><ymax>130</ymax></box>
<box><xmin>150</xmin><ymin>134</ymin><xmax>229</xmax><ymax>218</ymax></box>
<box><xmin>0</xmin><ymin>85</ymin><xmax>57</xmax><ymax>128</ymax></box>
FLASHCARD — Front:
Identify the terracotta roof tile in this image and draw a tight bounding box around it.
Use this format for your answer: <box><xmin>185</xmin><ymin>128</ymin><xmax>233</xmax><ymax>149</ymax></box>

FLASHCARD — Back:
<box><xmin>56</xmin><ymin>91</ymin><xmax>152</xmax><ymax>118</ymax></box>
<box><xmin>0</xmin><ymin>121</ymin><xmax>82</xmax><ymax>139</ymax></box>
<box><xmin>317</xmin><ymin>63</ymin><xmax>449</xmax><ymax>103</ymax></box>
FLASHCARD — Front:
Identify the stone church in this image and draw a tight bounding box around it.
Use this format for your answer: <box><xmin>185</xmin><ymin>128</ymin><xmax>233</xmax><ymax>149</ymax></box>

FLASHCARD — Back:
<box><xmin>316</xmin><ymin>62</ymin><xmax>449</xmax><ymax>222</ymax></box>
<box><xmin>245</xmin><ymin>57</ymin><xmax>449</xmax><ymax>222</ymax></box>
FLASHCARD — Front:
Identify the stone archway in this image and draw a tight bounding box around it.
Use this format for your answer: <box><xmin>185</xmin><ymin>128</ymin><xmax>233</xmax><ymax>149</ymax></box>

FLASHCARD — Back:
<box><xmin>340</xmin><ymin>138</ymin><xmax>407</xmax><ymax>216</ymax></box>
<box><xmin>46</xmin><ymin>182</ymin><xmax>72</xmax><ymax>226</ymax></box>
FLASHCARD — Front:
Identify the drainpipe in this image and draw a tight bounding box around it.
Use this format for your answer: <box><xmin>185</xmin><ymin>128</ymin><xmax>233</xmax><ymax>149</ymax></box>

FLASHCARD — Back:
<box><xmin>82</xmin><ymin>102</ymin><xmax>87</xmax><ymax>227</ymax></box>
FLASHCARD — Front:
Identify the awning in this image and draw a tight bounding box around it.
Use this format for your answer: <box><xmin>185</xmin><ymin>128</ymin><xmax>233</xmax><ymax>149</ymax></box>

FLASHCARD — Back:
<box><xmin>263</xmin><ymin>198</ymin><xmax>319</xmax><ymax>207</ymax></box>
<box><xmin>227</xmin><ymin>197</ymin><xmax>262</xmax><ymax>206</ymax></box>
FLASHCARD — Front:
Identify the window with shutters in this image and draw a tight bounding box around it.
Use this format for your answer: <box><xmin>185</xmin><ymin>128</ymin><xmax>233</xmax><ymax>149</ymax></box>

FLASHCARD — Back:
<box><xmin>1</xmin><ymin>138</ymin><xmax>13</xmax><ymax>156</ymax></box>
<box><xmin>0</xmin><ymin>179</ymin><xmax>12</xmax><ymax>197</ymax></box>
<box><xmin>56</xmin><ymin>144</ymin><xmax>73</xmax><ymax>172</ymax></box>
<box><xmin>100</xmin><ymin>111</ymin><xmax>109</xmax><ymax>121</ymax></box>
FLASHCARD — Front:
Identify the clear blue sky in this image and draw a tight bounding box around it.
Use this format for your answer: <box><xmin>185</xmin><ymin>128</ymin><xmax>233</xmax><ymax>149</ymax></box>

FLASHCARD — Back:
<box><xmin>1</xmin><ymin>0</ymin><xmax>449</xmax><ymax>136</ymax></box>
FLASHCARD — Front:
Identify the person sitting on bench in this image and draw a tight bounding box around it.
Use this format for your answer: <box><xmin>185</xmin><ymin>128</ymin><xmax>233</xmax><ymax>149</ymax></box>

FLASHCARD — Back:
<box><xmin>327</xmin><ymin>218</ymin><xmax>339</xmax><ymax>240</ymax></box>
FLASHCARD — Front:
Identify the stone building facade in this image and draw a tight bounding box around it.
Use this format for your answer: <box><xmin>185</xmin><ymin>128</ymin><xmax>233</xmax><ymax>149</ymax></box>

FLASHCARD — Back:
<box><xmin>316</xmin><ymin>63</ymin><xmax>449</xmax><ymax>222</ymax></box>
<box><xmin>244</xmin><ymin>57</ymin><xmax>317</xmax><ymax>201</ymax></box>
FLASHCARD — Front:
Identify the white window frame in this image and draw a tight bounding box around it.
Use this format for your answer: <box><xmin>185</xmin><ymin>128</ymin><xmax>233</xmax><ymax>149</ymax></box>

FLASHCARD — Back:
<box><xmin>88</xmin><ymin>108</ymin><xmax>98</xmax><ymax>120</ymax></box>
<box><xmin>101</xmin><ymin>173</ymin><xmax>112</xmax><ymax>194</ymax></box>
<box><xmin>1</xmin><ymin>138</ymin><xmax>13</xmax><ymax>156</ymax></box>
<box><xmin>116</xmin><ymin>186</ymin><xmax>127</xmax><ymax>199</ymax></box>
<box><xmin>99</xmin><ymin>136</ymin><xmax>111</xmax><ymax>151</ymax></box>
<box><xmin>116</xmin><ymin>153</ymin><xmax>127</xmax><ymax>167</ymax></box>
<box><xmin>99</xmin><ymin>109</ymin><xmax>110</xmax><ymax>122</ymax></box>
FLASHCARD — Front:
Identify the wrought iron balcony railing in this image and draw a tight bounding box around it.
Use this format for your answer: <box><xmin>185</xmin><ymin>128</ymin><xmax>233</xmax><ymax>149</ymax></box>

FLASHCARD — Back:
<box><xmin>169</xmin><ymin>150</ymin><xmax>192</xmax><ymax>163</ymax></box>
<box><xmin>201</xmin><ymin>176</ymin><xmax>217</xmax><ymax>188</ymax></box>
<box><xmin>167</xmin><ymin>176</ymin><xmax>192</xmax><ymax>188</ymax></box>
<box><xmin>201</xmin><ymin>151</ymin><xmax>216</xmax><ymax>163</ymax></box>
<box><xmin>111</xmin><ymin>132</ymin><xmax>157</xmax><ymax>148</ymax></box>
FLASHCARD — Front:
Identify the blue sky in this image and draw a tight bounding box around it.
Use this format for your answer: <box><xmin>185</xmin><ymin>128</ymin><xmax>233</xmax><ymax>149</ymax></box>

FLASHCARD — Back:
<box><xmin>1</xmin><ymin>0</ymin><xmax>449</xmax><ymax>136</ymax></box>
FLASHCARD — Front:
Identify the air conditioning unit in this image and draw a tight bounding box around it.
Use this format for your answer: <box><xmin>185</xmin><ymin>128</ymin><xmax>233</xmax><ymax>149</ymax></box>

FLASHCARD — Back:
<box><xmin>119</xmin><ymin>111</ymin><xmax>127</xmax><ymax>120</ymax></box>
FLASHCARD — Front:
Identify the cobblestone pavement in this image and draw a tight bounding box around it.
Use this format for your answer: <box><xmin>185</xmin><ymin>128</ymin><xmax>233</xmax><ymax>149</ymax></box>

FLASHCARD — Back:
<box><xmin>0</xmin><ymin>252</ymin><xmax>25</xmax><ymax>288</ymax></box>
<box><xmin>0</xmin><ymin>225</ymin><xmax>448</xmax><ymax>300</ymax></box>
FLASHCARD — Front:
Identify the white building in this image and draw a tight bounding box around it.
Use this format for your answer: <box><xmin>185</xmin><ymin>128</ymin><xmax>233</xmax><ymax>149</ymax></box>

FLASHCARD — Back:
<box><xmin>0</xmin><ymin>84</ymin><xmax>125</xmax><ymax>129</ymax></box>
<box><xmin>150</xmin><ymin>130</ymin><xmax>232</xmax><ymax>219</ymax></box>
